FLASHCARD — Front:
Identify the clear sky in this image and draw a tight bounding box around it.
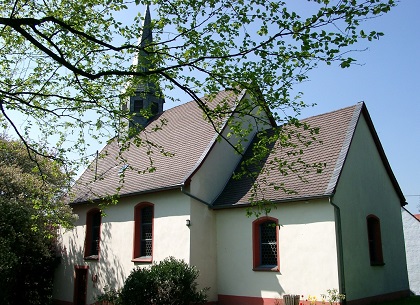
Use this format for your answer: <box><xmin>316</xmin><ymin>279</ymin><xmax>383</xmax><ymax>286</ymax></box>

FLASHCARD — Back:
<box><xmin>291</xmin><ymin>0</ymin><xmax>420</xmax><ymax>214</ymax></box>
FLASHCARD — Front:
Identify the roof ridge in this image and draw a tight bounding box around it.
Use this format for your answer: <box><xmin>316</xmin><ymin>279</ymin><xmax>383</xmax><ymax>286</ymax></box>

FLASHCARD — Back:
<box><xmin>301</xmin><ymin>102</ymin><xmax>363</xmax><ymax>122</ymax></box>
<box><xmin>161</xmin><ymin>89</ymin><xmax>232</xmax><ymax>113</ymax></box>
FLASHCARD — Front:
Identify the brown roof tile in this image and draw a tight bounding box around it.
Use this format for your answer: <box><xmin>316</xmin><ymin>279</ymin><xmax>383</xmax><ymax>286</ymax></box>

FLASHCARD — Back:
<box><xmin>213</xmin><ymin>103</ymin><xmax>361</xmax><ymax>206</ymax></box>
<box><xmin>70</xmin><ymin>90</ymin><xmax>239</xmax><ymax>203</ymax></box>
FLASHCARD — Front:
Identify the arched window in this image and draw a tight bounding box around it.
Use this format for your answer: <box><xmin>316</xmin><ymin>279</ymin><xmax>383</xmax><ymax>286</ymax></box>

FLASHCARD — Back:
<box><xmin>252</xmin><ymin>216</ymin><xmax>279</xmax><ymax>271</ymax></box>
<box><xmin>84</xmin><ymin>208</ymin><xmax>101</xmax><ymax>260</ymax></box>
<box><xmin>366</xmin><ymin>215</ymin><xmax>384</xmax><ymax>265</ymax></box>
<box><xmin>133</xmin><ymin>203</ymin><xmax>154</xmax><ymax>262</ymax></box>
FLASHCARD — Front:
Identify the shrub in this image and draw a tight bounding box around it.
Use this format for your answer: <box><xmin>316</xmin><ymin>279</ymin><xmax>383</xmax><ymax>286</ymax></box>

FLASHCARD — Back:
<box><xmin>119</xmin><ymin>257</ymin><xmax>208</xmax><ymax>305</ymax></box>
<box><xmin>95</xmin><ymin>286</ymin><xmax>121</xmax><ymax>305</ymax></box>
<box><xmin>119</xmin><ymin>266</ymin><xmax>155</xmax><ymax>305</ymax></box>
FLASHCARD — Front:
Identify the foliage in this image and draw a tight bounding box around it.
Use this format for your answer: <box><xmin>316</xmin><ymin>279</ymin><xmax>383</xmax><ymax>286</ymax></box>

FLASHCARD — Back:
<box><xmin>0</xmin><ymin>198</ymin><xmax>59</xmax><ymax>305</ymax></box>
<box><xmin>0</xmin><ymin>135</ymin><xmax>74</xmax><ymax>305</ymax></box>
<box><xmin>119</xmin><ymin>257</ymin><xmax>208</xmax><ymax>305</ymax></box>
<box><xmin>95</xmin><ymin>286</ymin><xmax>122</xmax><ymax>305</ymax></box>
<box><xmin>321</xmin><ymin>288</ymin><xmax>346</xmax><ymax>305</ymax></box>
<box><xmin>0</xmin><ymin>134</ymin><xmax>74</xmax><ymax>229</ymax></box>
<box><xmin>119</xmin><ymin>266</ymin><xmax>155</xmax><ymax>305</ymax></box>
<box><xmin>308</xmin><ymin>294</ymin><xmax>318</xmax><ymax>305</ymax></box>
<box><xmin>0</xmin><ymin>0</ymin><xmax>395</xmax><ymax>212</ymax></box>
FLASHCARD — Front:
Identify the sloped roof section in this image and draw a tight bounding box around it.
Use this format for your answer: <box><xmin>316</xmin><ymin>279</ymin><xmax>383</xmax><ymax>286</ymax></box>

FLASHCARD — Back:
<box><xmin>70</xmin><ymin>90</ymin><xmax>239</xmax><ymax>204</ymax></box>
<box><xmin>213</xmin><ymin>102</ymin><xmax>406</xmax><ymax>207</ymax></box>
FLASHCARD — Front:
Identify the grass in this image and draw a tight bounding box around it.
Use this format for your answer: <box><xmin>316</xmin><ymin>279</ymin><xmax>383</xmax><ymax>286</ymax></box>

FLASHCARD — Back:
<box><xmin>377</xmin><ymin>296</ymin><xmax>420</xmax><ymax>305</ymax></box>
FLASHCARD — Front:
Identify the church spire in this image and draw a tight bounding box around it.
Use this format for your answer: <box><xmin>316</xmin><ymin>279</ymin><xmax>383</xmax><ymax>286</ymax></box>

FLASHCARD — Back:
<box><xmin>125</xmin><ymin>4</ymin><xmax>165</xmax><ymax>134</ymax></box>
<box><xmin>139</xmin><ymin>5</ymin><xmax>152</xmax><ymax>50</ymax></box>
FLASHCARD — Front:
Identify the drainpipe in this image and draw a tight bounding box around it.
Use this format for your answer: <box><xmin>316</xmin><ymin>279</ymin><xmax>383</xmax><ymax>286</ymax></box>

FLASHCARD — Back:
<box><xmin>329</xmin><ymin>197</ymin><xmax>346</xmax><ymax>304</ymax></box>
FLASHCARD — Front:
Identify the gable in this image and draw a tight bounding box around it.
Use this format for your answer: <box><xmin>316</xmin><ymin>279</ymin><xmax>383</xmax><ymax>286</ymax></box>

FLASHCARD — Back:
<box><xmin>213</xmin><ymin>102</ymin><xmax>405</xmax><ymax>208</ymax></box>
<box><xmin>333</xmin><ymin>105</ymin><xmax>406</xmax><ymax>206</ymax></box>
<box><xmin>184</xmin><ymin>91</ymin><xmax>275</xmax><ymax>204</ymax></box>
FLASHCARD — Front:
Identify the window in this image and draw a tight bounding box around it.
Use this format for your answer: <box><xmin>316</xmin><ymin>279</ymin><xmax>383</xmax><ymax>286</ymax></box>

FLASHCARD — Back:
<box><xmin>84</xmin><ymin>209</ymin><xmax>101</xmax><ymax>260</ymax></box>
<box><xmin>150</xmin><ymin>102</ymin><xmax>158</xmax><ymax>115</ymax></box>
<box><xmin>133</xmin><ymin>99</ymin><xmax>143</xmax><ymax>113</ymax></box>
<box><xmin>252</xmin><ymin>216</ymin><xmax>279</xmax><ymax>271</ymax></box>
<box><xmin>133</xmin><ymin>203</ymin><xmax>154</xmax><ymax>262</ymax></box>
<box><xmin>366</xmin><ymin>215</ymin><xmax>384</xmax><ymax>266</ymax></box>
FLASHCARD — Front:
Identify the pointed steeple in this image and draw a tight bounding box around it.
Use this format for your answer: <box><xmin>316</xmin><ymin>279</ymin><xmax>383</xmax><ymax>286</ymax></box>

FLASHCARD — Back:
<box><xmin>139</xmin><ymin>5</ymin><xmax>152</xmax><ymax>52</ymax></box>
<box><xmin>125</xmin><ymin>5</ymin><xmax>165</xmax><ymax>133</ymax></box>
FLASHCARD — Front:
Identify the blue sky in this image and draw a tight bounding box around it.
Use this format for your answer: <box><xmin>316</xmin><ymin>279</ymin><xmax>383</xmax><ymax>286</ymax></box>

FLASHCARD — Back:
<box><xmin>292</xmin><ymin>1</ymin><xmax>420</xmax><ymax>213</ymax></box>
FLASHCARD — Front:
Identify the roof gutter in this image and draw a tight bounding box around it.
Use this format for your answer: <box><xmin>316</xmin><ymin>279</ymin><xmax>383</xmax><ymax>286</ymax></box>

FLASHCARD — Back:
<box><xmin>329</xmin><ymin>196</ymin><xmax>346</xmax><ymax>304</ymax></box>
<box><xmin>70</xmin><ymin>184</ymin><xmax>181</xmax><ymax>206</ymax></box>
<box><xmin>211</xmin><ymin>194</ymin><xmax>330</xmax><ymax>210</ymax></box>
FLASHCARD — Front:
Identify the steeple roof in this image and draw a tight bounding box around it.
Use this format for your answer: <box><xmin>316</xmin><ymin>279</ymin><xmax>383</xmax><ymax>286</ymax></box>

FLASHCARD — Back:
<box><xmin>125</xmin><ymin>5</ymin><xmax>164</xmax><ymax>131</ymax></box>
<box><xmin>136</xmin><ymin>4</ymin><xmax>153</xmax><ymax>73</ymax></box>
<box><xmin>140</xmin><ymin>5</ymin><xmax>152</xmax><ymax>48</ymax></box>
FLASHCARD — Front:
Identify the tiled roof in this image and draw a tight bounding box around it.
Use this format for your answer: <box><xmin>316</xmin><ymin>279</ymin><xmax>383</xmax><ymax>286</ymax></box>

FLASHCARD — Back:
<box><xmin>70</xmin><ymin>90</ymin><xmax>240</xmax><ymax>203</ymax></box>
<box><xmin>415</xmin><ymin>214</ymin><xmax>420</xmax><ymax>221</ymax></box>
<box><xmin>71</xmin><ymin>95</ymin><xmax>405</xmax><ymax>208</ymax></box>
<box><xmin>213</xmin><ymin>103</ymin><xmax>361</xmax><ymax>206</ymax></box>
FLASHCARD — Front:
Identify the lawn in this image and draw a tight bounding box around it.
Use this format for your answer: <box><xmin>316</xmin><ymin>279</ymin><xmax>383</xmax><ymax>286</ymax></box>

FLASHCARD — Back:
<box><xmin>377</xmin><ymin>296</ymin><xmax>420</xmax><ymax>305</ymax></box>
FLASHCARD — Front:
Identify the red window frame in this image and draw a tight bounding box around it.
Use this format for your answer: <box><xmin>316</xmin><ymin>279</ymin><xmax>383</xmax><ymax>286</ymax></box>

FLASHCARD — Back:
<box><xmin>366</xmin><ymin>214</ymin><xmax>384</xmax><ymax>266</ymax></box>
<box><xmin>84</xmin><ymin>208</ymin><xmax>101</xmax><ymax>260</ymax></box>
<box><xmin>252</xmin><ymin>216</ymin><xmax>279</xmax><ymax>271</ymax></box>
<box><xmin>132</xmin><ymin>202</ymin><xmax>154</xmax><ymax>263</ymax></box>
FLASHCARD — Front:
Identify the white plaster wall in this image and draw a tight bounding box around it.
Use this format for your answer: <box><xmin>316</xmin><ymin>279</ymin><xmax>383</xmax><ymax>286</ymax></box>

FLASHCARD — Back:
<box><xmin>215</xmin><ymin>200</ymin><xmax>339</xmax><ymax>300</ymax></box>
<box><xmin>190</xmin><ymin>93</ymin><xmax>272</xmax><ymax>204</ymax></box>
<box><xmin>333</xmin><ymin>115</ymin><xmax>409</xmax><ymax>301</ymax></box>
<box><xmin>402</xmin><ymin>208</ymin><xmax>420</xmax><ymax>295</ymax></box>
<box><xmin>53</xmin><ymin>190</ymin><xmax>192</xmax><ymax>304</ymax></box>
<box><xmin>189</xmin><ymin>199</ymin><xmax>218</xmax><ymax>301</ymax></box>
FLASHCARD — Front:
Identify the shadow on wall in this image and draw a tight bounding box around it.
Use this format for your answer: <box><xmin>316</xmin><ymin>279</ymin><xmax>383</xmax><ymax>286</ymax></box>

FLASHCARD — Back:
<box><xmin>54</xmin><ymin>221</ymin><xmax>126</xmax><ymax>303</ymax></box>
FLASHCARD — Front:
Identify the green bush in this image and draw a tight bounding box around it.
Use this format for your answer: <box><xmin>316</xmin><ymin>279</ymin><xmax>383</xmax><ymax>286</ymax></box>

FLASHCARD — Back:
<box><xmin>119</xmin><ymin>266</ymin><xmax>155</xmax><ymax>305</ymax></box>
<box><xmin>119</xmin><ymin>257</ymin><xmax>208</xmax><ymax>305</ymax></box>
<box><xmin>95</xmin><ymin>286</ymin><xmax>122</xmax><ymax>305</ymax></box>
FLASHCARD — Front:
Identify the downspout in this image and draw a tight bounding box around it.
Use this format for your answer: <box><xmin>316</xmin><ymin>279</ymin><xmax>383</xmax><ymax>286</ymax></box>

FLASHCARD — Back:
<box><xmin>329</xmin><ymin>197</ymin><xmax>346</xmax><ymax>304</ymax></box>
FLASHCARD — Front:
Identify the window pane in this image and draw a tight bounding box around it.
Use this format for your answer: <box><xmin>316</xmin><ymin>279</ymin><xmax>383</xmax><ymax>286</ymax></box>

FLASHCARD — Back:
<box><xmin>87</xmin><ymin>211</ymin><xmax>101</xmax><ymax>257</ymax></box>
<box><xmin>260</xmin><ymin>221</ymin><xmax>277</xmax><ymax>266</ymax></box>
<box><xmin>141</xmin><ymin>240</ymin><xmax>153</xmax><ymax>257</ymax></box>
<box><xmin>140</xmin><ymin>206</ymin><xmax>153</xmax><ymax>257</ymax></box>
<box><xmin>134</xmin><ymin>100</ymin><xmax>143</xmax><ymax>113</ymax></box>
<box><xmin>142</xmin><ymin>224</ymin><xmax>152</xmax><ymax>239</ymax></box>
<box><xmin>141</xmin><ymin>206</ymin><xmax>153</xmax><ymax>223</ymax></box>
<box><xmin>151</xmin><ymin>102</ymin><xmax>158</xmax><ymax>115</ymax></box>
<box><xmin>367</xmin><ymin>216</ymin><xmax>383</xmax><ymax>264</ymax></box>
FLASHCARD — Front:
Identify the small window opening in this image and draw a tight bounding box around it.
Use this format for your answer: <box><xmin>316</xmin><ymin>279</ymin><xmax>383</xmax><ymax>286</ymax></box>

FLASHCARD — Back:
<box><xmin>367</xmin><ymin>215</ymin><xmax>384</xmax><ymax>266</ymax></box>
<box><xmin>151</xmin><ymin>102</ymin><xmax>159</xmax><ymax>115</ymax></box>
<box><xmin>133</xmin><ymin>100</ymin><xmax>143</xmax><ymax>113</ymax></box>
